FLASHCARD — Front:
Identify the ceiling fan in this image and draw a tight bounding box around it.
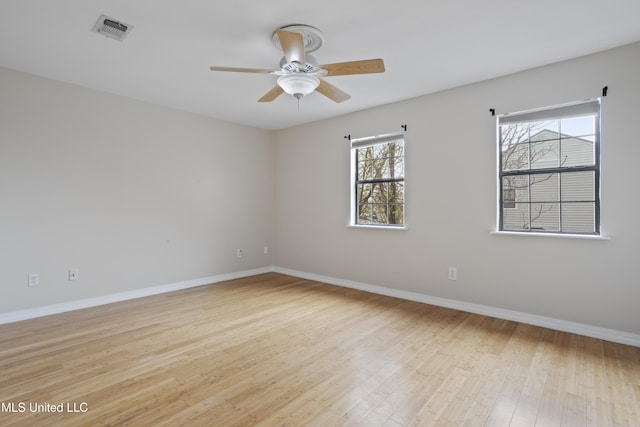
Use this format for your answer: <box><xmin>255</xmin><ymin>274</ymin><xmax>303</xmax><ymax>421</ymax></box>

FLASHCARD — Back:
<box><xmin>210</xmin><ymin>25</ymin><xmax>385</xmax><ymax>103</ymax></box>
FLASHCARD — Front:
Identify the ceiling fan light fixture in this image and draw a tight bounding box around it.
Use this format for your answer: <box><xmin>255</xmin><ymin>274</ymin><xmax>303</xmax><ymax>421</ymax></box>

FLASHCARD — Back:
<box><xmin>277</xmin><ymin>74</ymin><xmax>320</xmax><ymax>99</ymax></box>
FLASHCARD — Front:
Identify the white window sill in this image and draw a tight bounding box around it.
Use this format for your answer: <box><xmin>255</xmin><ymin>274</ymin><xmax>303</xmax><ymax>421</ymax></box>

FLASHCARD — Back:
<box><xmin>490</xmin><ymin>230</ymin><xmax>610</xmax><ymax>240</ymax></box>
<box><xmin>348</xmin><ymin>224</ymin><xmax>408</xmax><ymax>231</ymax></box>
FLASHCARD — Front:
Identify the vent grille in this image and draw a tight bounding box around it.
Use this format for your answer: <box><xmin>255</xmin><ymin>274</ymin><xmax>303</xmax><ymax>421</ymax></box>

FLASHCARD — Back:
<box><xmin>92</xmin><ymin>15</ymin><xmax>133</xmax><ymax>41</ymax></box>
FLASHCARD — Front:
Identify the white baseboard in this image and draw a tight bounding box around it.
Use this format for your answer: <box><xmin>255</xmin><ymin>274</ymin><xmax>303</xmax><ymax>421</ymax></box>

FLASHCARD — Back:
<box><xmin>272</xmin><ymin>267</ymin><xmax>640</xmax><ymax>348</ymax></box>
<box><xmin>4</xmin><ymin>265</ymin><xmax>638</xmax><ymax>348</ymax></box>
<box><xmin>0</xmin><ymin>267</ymin><xmax>273</xmax><ymax>325</ymax></box>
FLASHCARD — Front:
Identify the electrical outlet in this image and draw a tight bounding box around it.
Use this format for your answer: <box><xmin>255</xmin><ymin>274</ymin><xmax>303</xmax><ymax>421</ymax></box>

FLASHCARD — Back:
<box><xmin>236</xmin><ymin>248</ymin><xmax>243</xmax><ymax>258</ymax></box>
<box><xmin>448</xmin><ymin>267</ymin><xmax>458</xmax><ymax>281</ymax></box>
<box><xmin>28</xmin><ymin>273</ymin><xmax>39</xmax><ymax>287</ymax></box>
<box><xmin>69</xmin><ymin>268</ymin><xmax>79</xmax><ymax>281</ymax></box>
<box><xmin>263</xmin><ymin>246</ymin><xmax>269</xmax><ymax>254</ymax></box>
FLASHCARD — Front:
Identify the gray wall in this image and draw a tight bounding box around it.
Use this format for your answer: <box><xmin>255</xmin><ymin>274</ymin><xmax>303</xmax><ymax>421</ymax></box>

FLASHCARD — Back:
<box><xmin>0</xmin><ymin>67</ymin><xmax>273</xmax><ymax>313</ymax></box>
<box><xmin>273</xmin><ymin>42</ymin><xmax>640</xmax><ymax>335</ymax></box>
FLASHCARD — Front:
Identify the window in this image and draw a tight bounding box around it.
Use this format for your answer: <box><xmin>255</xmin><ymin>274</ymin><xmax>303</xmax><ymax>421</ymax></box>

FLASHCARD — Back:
<box><xmin>350</xmin><ymin>133</ymin><xmax>405</xmax><ymax>227</ymax></box>
<box><xmin>503</xmin><ymin>187</ymin><xmax>516</xmax><ymax>209</ymax></box>
<box><xmin>498</xmin><ymin>99</ymin><xmax>600</xmax><ymax>234</ymax></box>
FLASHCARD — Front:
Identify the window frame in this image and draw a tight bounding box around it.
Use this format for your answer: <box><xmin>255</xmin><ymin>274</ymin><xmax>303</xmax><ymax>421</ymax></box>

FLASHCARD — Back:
<box><xmin>497</xmin><ymin>99</ymin><xmax>601</xmax><ymax>236</ymax></box>
<box><xmin>349</xmin><ymin>132</ymin><xmax>406</xmax><ymax>228</ymax></box>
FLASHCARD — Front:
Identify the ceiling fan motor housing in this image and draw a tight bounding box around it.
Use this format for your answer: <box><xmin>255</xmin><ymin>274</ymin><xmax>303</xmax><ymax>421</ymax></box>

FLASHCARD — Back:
<box><xmin>279</xmin><ymin>54</ymin><xmax>317</xmax><ymax>72</ymax></box>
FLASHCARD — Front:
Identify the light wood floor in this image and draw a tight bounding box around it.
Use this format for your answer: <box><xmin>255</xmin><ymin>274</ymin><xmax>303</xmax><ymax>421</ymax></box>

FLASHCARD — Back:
<box><xmin>1</xmin><ymin>273</ymin><xmax>639</xmax><ymax>426</ymax></box>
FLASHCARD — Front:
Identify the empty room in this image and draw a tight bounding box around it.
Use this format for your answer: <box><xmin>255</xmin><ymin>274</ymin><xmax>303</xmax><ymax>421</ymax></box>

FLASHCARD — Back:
<box><xmin>1</xmin><ymin>1</ymin><xmax>639</xmax><ymax>426</ymax></box>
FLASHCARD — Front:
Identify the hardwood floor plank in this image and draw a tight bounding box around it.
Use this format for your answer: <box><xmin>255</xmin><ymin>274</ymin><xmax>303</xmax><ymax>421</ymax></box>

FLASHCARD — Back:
<box><xmin>1</xmin><ymin>273</ymin><xmax>638</xmax><ymax>426</ymax></box>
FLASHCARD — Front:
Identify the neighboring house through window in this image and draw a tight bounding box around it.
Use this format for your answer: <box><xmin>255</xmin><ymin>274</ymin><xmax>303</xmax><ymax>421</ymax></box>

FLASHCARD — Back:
<box><xmin>503</xmin><ymin>187</ymin><xmax>516</xmax><ymax>209</ymax></box>
<box><xmin>350</xmin><ymin>133</ymin><xmax>405</xmax><ymax>227</ymax></box>
<box><xmin>498</xmin><ymin>99</ymin><xmax>600</xmax><ymax>234</ymax></box>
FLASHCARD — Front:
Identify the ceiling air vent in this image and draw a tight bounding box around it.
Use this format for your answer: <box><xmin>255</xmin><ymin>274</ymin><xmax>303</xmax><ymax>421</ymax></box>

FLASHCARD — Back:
<box><xmin>92</xmin><ymin>15</ymin><xmax>133</xmax><ymax>41</ymax></box>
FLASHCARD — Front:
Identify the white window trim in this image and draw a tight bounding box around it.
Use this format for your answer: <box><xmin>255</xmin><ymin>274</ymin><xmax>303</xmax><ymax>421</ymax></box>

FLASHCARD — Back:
<box><xmin>490</xmin><ymin>230</ymin><xmax>609</xmax><ymax>240</ymax></box>
<box><xmin>347</xmin><ymin>224</ymin><xmax>408</xmax><ymax>230</ymax></box>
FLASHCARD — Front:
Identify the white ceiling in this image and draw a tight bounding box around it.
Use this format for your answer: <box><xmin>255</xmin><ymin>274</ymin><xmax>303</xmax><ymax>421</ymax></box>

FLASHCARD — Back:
<box><xmin>2</xmin><ymin>1</ymin><xmax>639</xmax><ymax>131</ymax></box>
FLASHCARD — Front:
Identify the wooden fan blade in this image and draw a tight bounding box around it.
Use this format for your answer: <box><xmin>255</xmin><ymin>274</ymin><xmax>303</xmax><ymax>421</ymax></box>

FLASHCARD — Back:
<box><xmin>316</xmin><ymin>59</ymin><xmax>385</xmax><ymax>76</ymax></box>
<box><xmin>258</xmin><ymin>85</ymin><xmax>284</xmax><ymax>102</ymax></box>
<box><xmin>315</xmin><ymin>79</ymin><xmax>351</xmax><ymax>103</ymax></box>
<box><xmin>210</xmin><ymin>66</ymin><xmax>276</xmax><ymax>74</ymax></box>
<box><xmin>276</xmin><ymin>29</ymin><xmax>306</xmax><ymax>65</ymax></box>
